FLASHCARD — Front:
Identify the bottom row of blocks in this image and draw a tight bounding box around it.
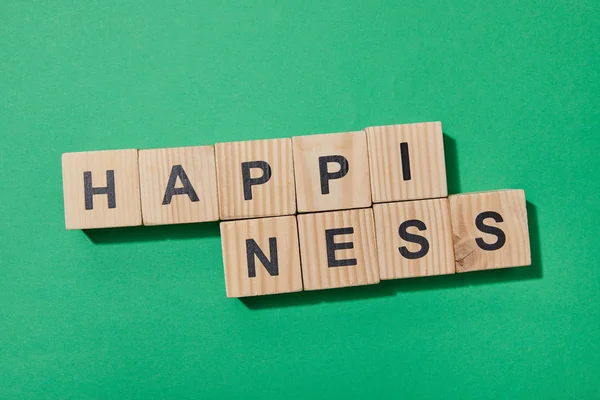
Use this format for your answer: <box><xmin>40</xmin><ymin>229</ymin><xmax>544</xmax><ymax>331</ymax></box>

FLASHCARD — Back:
<box><xmin>220</xmin><ymin>190</ymin><xmax>531</xmax><ymax>298</ymax></box>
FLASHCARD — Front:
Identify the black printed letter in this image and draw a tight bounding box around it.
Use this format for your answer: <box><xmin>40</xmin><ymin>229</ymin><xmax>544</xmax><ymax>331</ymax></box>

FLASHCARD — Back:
<box><xmin>241</xmin><ymin>161</ymin><xmax>272</xmax><ymax>201</ymax></box>
<box><xmin>400</xmin><ymin>142</ymin><xmax>412</xmax><ymax>181</ymax></box>
<box><xmin>246</xmin><ymin>238</ymin><xmax>279</xmax><ymax>277</ymax></box>
<box><xmin>475</xmin><ymin>211</ymin><xmax>506</xmax><ymax>251</ymax></box>
<box><xmin>319</xmin><ymin>155</ymin><xmax>349</xmax><ymax>195</ymax></box>
<box><xmin>84</xmin><ymin>170</ymin><xmax>116</xmax><ymax>210</ymax></box>
<box><xmin>162</xmin><ymin>165</ymin><xmax>200</xmax><ymax>205</ymax></box>
<box><xmin>398</xmin><ymin>219</ymin><xmax>429</xmax><ymax>259</ymax></box>
<box><xmin>325</xmin><ymin>227</ymin><xmax>357</xmax><ymax>267</ymax></box>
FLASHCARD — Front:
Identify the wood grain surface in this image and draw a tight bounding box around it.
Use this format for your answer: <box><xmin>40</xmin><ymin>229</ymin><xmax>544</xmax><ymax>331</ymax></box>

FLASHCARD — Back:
<box><xmin>215</xmin><ymin>138</ymin><xmax>296</xmax><ymax>220</ymax></box>
<box><xmin>366</xmin><ymin>122</ymin><xmax>447</xmax><ymax>203</ymax></box>
<box><xmin>62</xmin><ymin>149</ymin><xmax>142</xmax><ymax>229</ymax></box>
<box><xmin>450</xmin><ymin>189</ymin><xmax>531</xmax><ymax>272</ymax></box>
<box><xmin>297</xmin><ymin>208</ymin><xmax>379</xmax><ymax>290</ymax></box>
<box><xmin>138</xmin><ymin>146</ymin><xmax>219</xmax><ymax>225</ymax></box>
<box><xmin>220</xmin><ymin>215</ymin><xmax>302</xmax><ymax>297</ymax></box>
<box><xmin>292</xmin><ymin>131</ymin><xmax>372</xmax><ymax>213</ymax></box>
<box><xmin>373</xmin><ymin>198</ymin><xmax>455</xmax><ymax>280</ymax></box>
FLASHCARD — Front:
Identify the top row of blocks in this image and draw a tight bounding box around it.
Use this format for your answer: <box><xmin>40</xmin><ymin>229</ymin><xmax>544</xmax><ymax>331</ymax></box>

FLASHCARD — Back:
<box><xmin>62</xmin><ymin>122</ymin><xmax>448</xmax><ymax>229</ymax></box>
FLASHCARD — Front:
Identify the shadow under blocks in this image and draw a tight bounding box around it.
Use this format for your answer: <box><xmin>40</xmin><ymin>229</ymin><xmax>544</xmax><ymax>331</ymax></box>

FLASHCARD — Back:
<box><xmin>241</xmin><ymin>130</ymin><xmax>541</xmax><ymax>309</ymax></box>
<box><xmin>85</xmin><ymin>221</ymin><xmax>220</xmax><ymax>244</ymax></box>
<box><xmin>443</xmin><ymin>133</ymin><xmax>461</xmax><ymax>195</ymax></box>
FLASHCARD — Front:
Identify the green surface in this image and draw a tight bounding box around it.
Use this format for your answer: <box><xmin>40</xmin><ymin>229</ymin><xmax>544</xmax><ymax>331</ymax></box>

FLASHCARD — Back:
<box><xmin>1</xmin><ymin>1</ymin><xmax>599</xmax><ymax>399</ymax></box>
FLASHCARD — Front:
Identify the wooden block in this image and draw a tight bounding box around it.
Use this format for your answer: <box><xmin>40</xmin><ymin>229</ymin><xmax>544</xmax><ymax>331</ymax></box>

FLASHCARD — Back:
<box><xmin>62</xmin><ymin>149</ymin><xmax>142</xmax><ymax>230</ymax></box>
<box><xmin>373</xmin><ymin>198</ymin><xmax>455</xmax><ymax>280</ymax></box>
<box><xmin>220</xmin><ymin>216</ymin><xmax>303</xmax><ymax>297</ymax></box>
<box><xmin>138</xmin><ymin>146</ymin><xmax>219</xmax><ymax>225</ymax></box>
<box><xmin>215</xmin><ymin>139</ymin><xmax>296</xmax><ymax>220</ymax></box>
<box><xmin>366</xmin><ymin>122</ymin><xmax>447</xmax><ymax>203</ymax></box>
<box><xmin>297</xmin><ymin>208</ymin><xmax>379</xmax><ymax>290</ymax></box>
<box><xmin>449</xmin><ymin>190</ymin><xmax>531</xmax><ymax>273</ymax></box>
<box><xmin>292</xmin><ymin>131</ymin><xmax>372</xmax><ymax>213</ymax></box>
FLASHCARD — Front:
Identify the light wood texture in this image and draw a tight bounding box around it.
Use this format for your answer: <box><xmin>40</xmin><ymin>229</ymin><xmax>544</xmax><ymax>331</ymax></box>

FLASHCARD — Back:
<box><xmin>366</xmin><ymin>122</ymin><xmax>447</xmax><ymax>203</ymax></box>
<box><xmin>220</xmin><ymin>216</ymin><xmax>302</xmax><ymax>298</ymax></box>
<box><xmin>449</xmin><ymin>189</ymin><xmax>531</xmax><ymax>272</ymax></box>
<box><xmin>62</xmin><ymin>149</ymin><xmax>142</xmax><ymax>230</ymax></box>
<box><xmin>215</xmin><ymin>138</ymin><xmax>296</xmax><ymax>220</ymax></box>
<box><xmin>373</xmin><ymin>198</ymin><xmax>455</xmax><ymax>280</ymax></box>
<box><xmin>138</xmin><ymin>146</ymin><xmax>219</xmax><ymax>226</ymax></box>
<box><xmin>292</xmin><ymin>131</ymin><xmax>372</xmax><ymax>213</ymax></box>
<box><xmin>297</xmin><ymin>208</ymin><xmax>379</xmax><ymax>290</ymax></box>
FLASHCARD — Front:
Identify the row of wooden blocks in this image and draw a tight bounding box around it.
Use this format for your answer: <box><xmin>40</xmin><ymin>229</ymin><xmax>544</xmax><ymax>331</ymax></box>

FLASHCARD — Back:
<box><xmin>61</xmin><ymin>120</ymin><xmax>531</xmax><ymax>298</ymax></box>
<box><xmin>62</xmin><ymin>122</ymin><xmax>448</xmax><ymax>229</ymax></box>
<box><xmin>222</xmin><ymin>191</ymin><xmax>531</xmax><ymax>297</ymax></box>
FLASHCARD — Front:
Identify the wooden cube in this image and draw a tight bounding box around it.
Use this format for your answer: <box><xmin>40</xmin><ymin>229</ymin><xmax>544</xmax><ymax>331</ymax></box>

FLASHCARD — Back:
<box><xmin>215</xmin><ymin>139</ymin><xmax>296</xmax><ymax>220</ymax></box>
<box><xmin>297</xmin><ymin>208</ymin><xmax>379</xmax><ymax>290</ymax></box>
<box><xmin>373</xmin><ymin>198</ymin><xmax>455</xmax><ymax>280</ymax></box>
<box><xmin>292</xmin><ymin>131</ymin><xmax>371</xmax><ymax>213</ymax></box>
<box><xmin>138</xmin><ymin>146</ymin><xmax>219</xmax><ymax>225</ymax></box>
<box><xmin>449</xmin><ymin>190</ymin><xmax>531</xmax><ymax>272</ymax></box>
<box><xmin>220</xmin><ymin>216</ymin><xmax>303</xmax><ymax>297</ymax></box>
<box><xmin>62</xmin><ymin>149</ymin><xmax>142</xmax><ymax>230</ymax></box>
<box><xmin>366</xmin><ymin>122</ymin><xmax>447</xmax><ymax>203</ymax></box>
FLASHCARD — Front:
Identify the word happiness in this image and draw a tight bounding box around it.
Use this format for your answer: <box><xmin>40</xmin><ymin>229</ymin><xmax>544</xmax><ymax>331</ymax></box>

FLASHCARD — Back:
<box><xmin>62</xmin><ymin>122</ymin><xmax>531</xmax><ymax>298</ymax></box>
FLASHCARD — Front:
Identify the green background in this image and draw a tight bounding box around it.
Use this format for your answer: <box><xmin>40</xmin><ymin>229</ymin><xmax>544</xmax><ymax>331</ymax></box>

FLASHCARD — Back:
<box><xmin>2</xmin><ymin>1</ymin><xmax>599</xmax><ymax>399</ymax></box>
